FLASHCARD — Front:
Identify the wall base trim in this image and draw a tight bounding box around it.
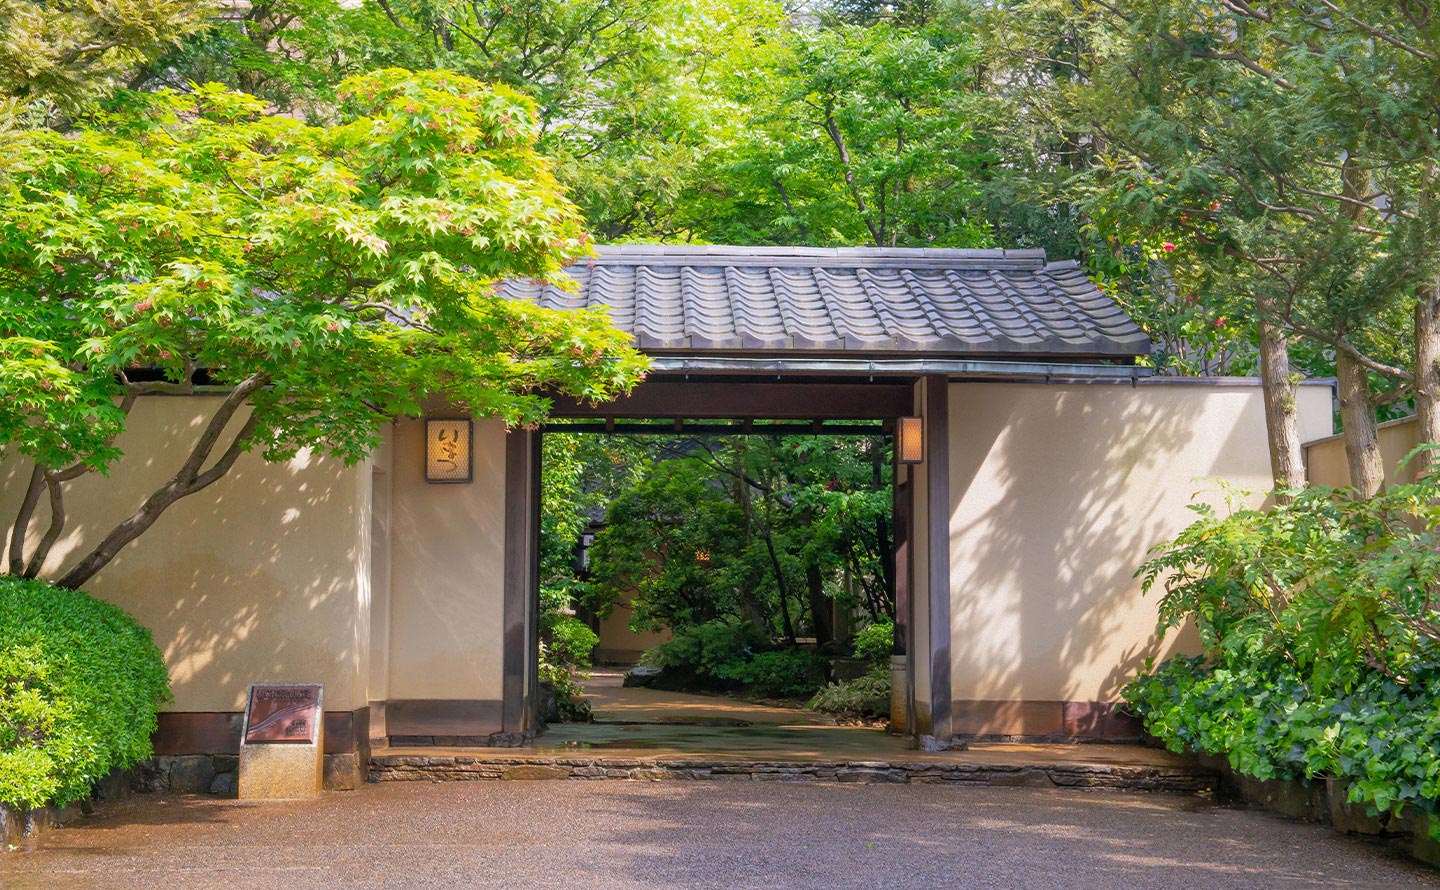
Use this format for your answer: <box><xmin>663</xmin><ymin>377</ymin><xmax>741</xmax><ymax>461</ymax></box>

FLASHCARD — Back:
<box><xmin>950</xmin><ymin>700</ymin><xmax>1141</xmax><ymax>741</ymax></box>
<box><xmin>153</xmin><ymin>707</ymin><xmax>370</xmax><ymax>758</ymax></box>
<box><xmin>376</xmin><ymin>699</ymin><xmax>504</xmax><ymax>738</ymax></box>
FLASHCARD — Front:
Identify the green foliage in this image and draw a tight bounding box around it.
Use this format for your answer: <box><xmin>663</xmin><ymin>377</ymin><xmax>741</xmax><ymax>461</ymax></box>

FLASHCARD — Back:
<box><xmin>690</xmin><ymin>19</ymin><xmax>994</xmax><ymax>247</ymax></box>
<box><xmin>138</xmin><ymin>1</ymin><xmax>1008</xmax><ymax>249</ymax></box>
<box><xmin>537</xmin><ymin>642</ymin><xmax>591</xmax><ymax>723</ymax></box>
<box><xmin>1127</xmin><ymin>453</ymin><xmax>1440</xmax><ymax>831</ymax></box>
<box><xmin>0</xmin><ymin>69</ymin><xmax>647</xmax><ymax>585</ymax></box>
<box><xmin>544</xmin><ymin>613</ymin><xmax>598</xmax><ymax>675</ymax></box>
<box><xmin>1126</xmin><ymin>657</ymin><xmax>1440</xmax><ymax>831</ymax></box>
<box><xmin>734</xmin><ymin>649</ymin><xmax>825</xmax><ymax>699</ymax></box>
<box><xmin>648</xmin><ymin>620</ymin><xmax>825</xmax><ymax>698</ymax></box>
<box><xmin>0</xmin><ymin>0</ymin><xmax>210</xmax><ymax>109</ymax></box>
<box><xmin>0</xmin><ymin>577</ymin><xmax>171</xmax><ymax>810</ymax></box>
<box><xmin>1</xmin><ymin>69</ymin><xmax>642</xmax><ymax>466</ymax></box>
<box><xmin>588</xmin><ymin>434</ymin><xmax>894</xmax><ymax>642</ymax></box>
<box><xmin>808</xmin><ymin>665</ymin><xmax>890</xmax><ymax>721</ymax></box>
<box><xmin>1053</xmin><ymin>0</ymin><xmax>1440</xmax><ymax>390</ymax></box>
<box><xmin>648</xmin><ymin>619</ymin><xmax>766</xmax><ymax>690</ymax></box>
<box><xmin>852</xmin><ymin>620</ymin><xmax>894</xmax><ymax>663</ymax></box>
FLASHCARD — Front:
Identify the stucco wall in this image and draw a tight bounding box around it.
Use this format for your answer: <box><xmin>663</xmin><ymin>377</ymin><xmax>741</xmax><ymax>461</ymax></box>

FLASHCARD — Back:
<box><xmin>594</xmin><ymin>598</ymin><xmax>672</xmax><ymax>664</ymax></box>
<box><xmin>944</xmin><ymin>380</ymin><xmax>1333</xmax><ymax>723</ymax></box>
<box><xmin>0</xmin><ymin>396</ymin><xmax>372</xmax><ymax>712</ymax></box>
<box><xmin>1305</xmin><ymin>416</ymin><xmax>1423</xmax><ymax>488</ymax></box>
<box><xmin>383</xmin><ymin>417</ymin><xmax>508</xmax><ymax>710</ymax></box>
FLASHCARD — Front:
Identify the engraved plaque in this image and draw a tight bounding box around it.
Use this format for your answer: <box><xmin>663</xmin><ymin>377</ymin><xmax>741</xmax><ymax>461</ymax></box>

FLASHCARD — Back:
<box><xmin>244</xmin><ymin>684</ymin><xmax>321</xmax><ymax>744</ymax></box>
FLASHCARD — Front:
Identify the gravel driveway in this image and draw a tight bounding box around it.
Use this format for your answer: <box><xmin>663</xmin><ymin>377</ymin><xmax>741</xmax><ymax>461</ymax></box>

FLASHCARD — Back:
<box><xmin>3</xmin><ymin>782</ymin><xmax>1436</xmax><ymax>889</ymax></box>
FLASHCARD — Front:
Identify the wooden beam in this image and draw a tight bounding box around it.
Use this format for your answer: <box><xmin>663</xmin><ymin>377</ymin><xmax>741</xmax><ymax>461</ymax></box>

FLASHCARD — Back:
<box><xmin>547</xmin><ymin>381</ymin><xmax>913</xmax><ymax>420</ymax></box>
<box><xmin>925</xmin><ymin>375</ymin><xmax>953</xmax><ymax>740</ymax></box>
<box><xmin>501</xmin><ymin>428</ymin><xmax>539</xmax><ymax>734</ymax></box>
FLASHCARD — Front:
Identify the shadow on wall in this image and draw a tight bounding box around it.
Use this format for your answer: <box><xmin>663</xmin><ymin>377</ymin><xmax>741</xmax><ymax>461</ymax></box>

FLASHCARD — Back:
<box><xmin>947</xmin><ymin>385</ymin><xmax>1268</xmax><ymax>708</ymax></box>
<box><xmin>0</xmin><ymin>400</ymin><xmax>366</xmax><ymax>712</ymax></box>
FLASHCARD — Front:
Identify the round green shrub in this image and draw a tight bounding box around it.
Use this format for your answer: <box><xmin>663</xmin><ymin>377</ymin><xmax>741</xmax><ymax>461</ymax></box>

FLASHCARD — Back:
<box><xmin>0</xmin><ymin>577</ymin><xmax>171</xmax><ymax>810</ymax></box>
<box><xmin>852</xmin><ymin>620</ymin><xmax>895</xmax><ymax>663</ymax></box>
<box><xmin>737</xmin><ymin>649</ymin><xmax>825</xmax><ymax>699</ymax></box>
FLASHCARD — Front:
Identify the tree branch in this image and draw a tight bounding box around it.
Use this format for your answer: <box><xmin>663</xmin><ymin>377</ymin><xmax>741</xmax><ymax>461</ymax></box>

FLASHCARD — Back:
<box><xmin>7</xmin><ymin>465</ymin><xmax>44</xmax><ymax>576</ymax></box>
<box><xmin>1308</xmin><ymin>0</ymin><xmax>1437</xmax><ymax>60</ymax></box>
<box><xmin>22</xmin><ymin>476</ymin><xmax>66</xmax><ymax>579</ymax></box>
<box><xmin>54</xmin><ymin>375</ymin><xmax>267</xmax><ymax>589</ymax></box>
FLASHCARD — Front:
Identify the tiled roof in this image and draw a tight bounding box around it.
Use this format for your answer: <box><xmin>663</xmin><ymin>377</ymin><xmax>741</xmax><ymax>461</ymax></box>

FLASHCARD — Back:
<box><xmin>499</xmin><ymin>246</ymin><xmax>1150</xmax><ymax>359</ymax></box>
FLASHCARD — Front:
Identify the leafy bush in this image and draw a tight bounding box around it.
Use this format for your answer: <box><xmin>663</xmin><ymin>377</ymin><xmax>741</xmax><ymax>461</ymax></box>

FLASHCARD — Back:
<box><xmin>536</xmin><ymin>612</ymin><xmax>596</xmax><ymax>723</ymax></box>
<box><xmin>648</xmin><ymin>619</ymin><xmax>766</xmax><ymax>689</ymax></box>
<box><xmin>0</xmin><ymin>578</ymin><xmax>171</xmax><ymax>810</ymax></box>
<box><xmin>1125</xmin><ymin>458</ymin><xmax>1440</xmax><ymax>833</ymax></box>
<box><xmin>852</xmin><ymin>621</ymin><xmax>895</xmax><ymax>663</ymax></box>
<box><xmin>544</xmin><ymin>613</ymin><xmax>598</xmax><ymax>672</ymax></box>
<box><xmin>537</xmin><ymin>643</ymin><xmax>591</xmax><ymax>724</ymax></box>
<box><xmin>648</xmin><ymin>620</ymin><xmax>824</xmax><ymax>697</ymax></box>
<box><xmin>809</xmin><ymin>666</ymin><xmax>891</xmax><ymax>720</ymax></box>
<box><xmin>735</xmin><ymin>649</ymin><xmax>825</xmax><ymax>699</ymax></box>
<box><xmin>1126</xmin><ymin>656</ymin><xmax>1440</xmax><ymax>818</ymax></box>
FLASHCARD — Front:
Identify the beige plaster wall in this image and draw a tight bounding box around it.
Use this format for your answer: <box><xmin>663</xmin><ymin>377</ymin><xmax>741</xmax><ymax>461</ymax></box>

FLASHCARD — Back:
<box><xmin>945</xmin><ymin>380</ymin><xmax>1333</xmax><ymax>704</ymax></box>
<box><xmin>1306</xmin><ymin>416</ymin><xmax>1424</xmax><ymax>488</ymax></box>
<box><xmin>0</xmin><ymin>396</ymin><xmax>372</xmax><ymax>712</ymax></box>
<box><xmin>594</xmin><ymin>599</ymin><xmax>671</xmax><ymax>664</ymax></box>
<box><xmin>384</xmin><ymin>416</ymin><xmax>508</xmax><ymax>703</ymax></box>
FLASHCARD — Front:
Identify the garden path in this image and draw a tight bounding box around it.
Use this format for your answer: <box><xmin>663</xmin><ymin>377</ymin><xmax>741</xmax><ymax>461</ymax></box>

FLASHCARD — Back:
<box><xmin>580</xmin><ymin>669</ymin><xmax>835</xmax><ymax>726</ymax></box>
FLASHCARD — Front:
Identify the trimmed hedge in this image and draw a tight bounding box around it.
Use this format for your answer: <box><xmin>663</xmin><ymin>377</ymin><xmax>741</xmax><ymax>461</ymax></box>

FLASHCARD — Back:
<box><xmin>0</xmin><ymin>577</ymin><xmax>171</xmax><ymax>810</ymax></box>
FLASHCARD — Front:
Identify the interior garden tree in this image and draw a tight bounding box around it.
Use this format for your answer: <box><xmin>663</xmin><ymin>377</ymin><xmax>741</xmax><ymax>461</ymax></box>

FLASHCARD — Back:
<box><xmin>1062</xmin><ymin>0</ymin><xmax>1440</xmax><ymax>494</ymax></box>
<box><xmin>0</xmin><ymin>69</ymin><xmax>648</xmax><ymax>589</ymax></box>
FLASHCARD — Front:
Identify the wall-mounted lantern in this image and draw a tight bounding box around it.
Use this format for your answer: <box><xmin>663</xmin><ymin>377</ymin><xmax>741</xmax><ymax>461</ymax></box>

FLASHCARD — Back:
<box><xmin>425</xmin><ymin>418</ymin><xmax>473</xmax><ymax>483</ymax></box>
<box><xmin>896</xmin><ymin>415</ymin><xmax>924</xmax><ymax>464</ymax></box>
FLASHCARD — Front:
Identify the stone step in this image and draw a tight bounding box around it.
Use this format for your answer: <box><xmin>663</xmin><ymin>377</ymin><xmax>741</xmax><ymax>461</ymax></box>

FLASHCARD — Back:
<box><xmin>368</xmin><ymin>754</ymin><xmax>1216</xmax><ymax>793</ymax></box>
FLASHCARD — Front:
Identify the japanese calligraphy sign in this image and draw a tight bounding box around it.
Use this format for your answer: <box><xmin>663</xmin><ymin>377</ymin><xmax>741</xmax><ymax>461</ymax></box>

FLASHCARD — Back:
<box><xmin>425</xmin><ymin>418</ymin><xmax>473</xmax><ymax>483</ymax></box>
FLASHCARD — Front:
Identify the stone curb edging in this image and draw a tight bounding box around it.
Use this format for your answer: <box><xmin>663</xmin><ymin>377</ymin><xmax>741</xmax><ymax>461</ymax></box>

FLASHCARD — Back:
<box><xmin>369</xmin><ymin>755</ymin><xmax>1215</xmax><ymax>792</ymax></box>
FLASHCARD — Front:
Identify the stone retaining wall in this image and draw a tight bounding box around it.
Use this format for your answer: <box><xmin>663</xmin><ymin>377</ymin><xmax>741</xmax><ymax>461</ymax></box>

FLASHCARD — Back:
<box><xmin>1200</xmin><ymin>754</ymin><xmax>1440</xmax><ymax>869</ymax></box>
<box><xmin>0</xmin><ymin>769</ymin><xmax>128</xmax><ymax>849</ymax></box>
<box><xmin>136</xmin><ymin>752</ymin><xmax>366</xmax><ymax>794</ymax></box>
<box><xmin>370</xmin><ymin>754</ymin><xmax>1215</xmax><ymax>793</ymax></box>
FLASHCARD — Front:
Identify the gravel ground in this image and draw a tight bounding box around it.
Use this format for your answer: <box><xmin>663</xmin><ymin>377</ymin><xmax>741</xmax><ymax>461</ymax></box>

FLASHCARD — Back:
<box><xmin>2</xmin><ymin>782</ymin><xmax>1436</xmax><ymax>889</ymax></box>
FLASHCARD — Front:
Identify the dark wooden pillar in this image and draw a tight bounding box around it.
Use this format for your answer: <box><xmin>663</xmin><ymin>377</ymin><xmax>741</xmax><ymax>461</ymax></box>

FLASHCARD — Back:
<box><xmin>924</xmin><ymin>375</ymin><xmax>953</xmax><ymax>740</ymax></box>
<box><xmin>892</xmin><ymin>469</ymin><xmax>914</xmax><ymax>735</ymax></box>
<box><xmin>502</xmin><ymin>428</ymin><xmax>541</xmax><ymax>734</ymax></box>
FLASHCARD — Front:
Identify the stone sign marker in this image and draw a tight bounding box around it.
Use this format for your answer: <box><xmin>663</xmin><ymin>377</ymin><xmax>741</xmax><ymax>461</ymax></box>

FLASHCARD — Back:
<box><xmin>239</xmin><ymin>683</ymin><xmax>323</xmax><ymax>800</ymax></box>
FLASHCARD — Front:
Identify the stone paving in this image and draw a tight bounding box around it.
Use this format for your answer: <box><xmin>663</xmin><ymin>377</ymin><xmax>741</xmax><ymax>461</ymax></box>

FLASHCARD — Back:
<box><xmin>581</xmin><ymin>669</ymin><xmax>836</xmax><ymax>726</ymax></box>
<box><xmin>375</xmin><ymin>674</ymin><xmax>1214</xmax><ymax>790</ymax></box>
<box><xmin>371</xmin><ymin>733</ymin><xmax>1215</xmax><ymax>792</ymax></box>
<box><xmin>3</xmin><ymin>781</ymin><xmax>1436</xmax><ymax>889</ymax></box>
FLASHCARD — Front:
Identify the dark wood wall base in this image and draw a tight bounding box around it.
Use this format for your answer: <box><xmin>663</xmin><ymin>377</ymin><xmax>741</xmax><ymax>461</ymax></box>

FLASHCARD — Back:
<box><xmin>153</xmin><ymin>707</ymin><xmax>371</xmax><ymax>758</ymax></box>
<box><xmin>950</xmin><ymin>700</ymin><xmax>1142</xmax><ymax>741</ymax></box>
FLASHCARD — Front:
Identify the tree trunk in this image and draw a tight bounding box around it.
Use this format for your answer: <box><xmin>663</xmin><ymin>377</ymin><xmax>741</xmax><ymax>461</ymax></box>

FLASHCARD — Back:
<box><xmin>1415</xmin><ymin>286</ymin><xmax>1440</xmax><ymax>472</ymax></box>
<box><xmin>1336</xmin><ymin>350</ymin><xmax>1385</xmax><ymax>497</ymax></box>
<box><xmin>1257</xmin><ymin>321</ymin><xmax>1306</xmax><ymax>498</ymax></box>
<box><xmin>805</xmin><ymin>562</ymin><xmax>833</xmax><ymax>648</ymax></box>
<box><xmin>7</xmin><ymin>464</ymin><xmax>44</xmax><ymax>576</ymax></box>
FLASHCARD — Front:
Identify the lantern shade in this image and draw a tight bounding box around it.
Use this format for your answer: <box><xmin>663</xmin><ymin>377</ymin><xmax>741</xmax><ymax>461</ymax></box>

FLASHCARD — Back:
<box><xmin>425</xmin><ymin>418</ymin><xmax>473</xmax><ymax>483</ymax></box>
<box><xmin>896</xmin><ymin>415</ymin><xmax>924</xmax><ymax>464</ymax></box>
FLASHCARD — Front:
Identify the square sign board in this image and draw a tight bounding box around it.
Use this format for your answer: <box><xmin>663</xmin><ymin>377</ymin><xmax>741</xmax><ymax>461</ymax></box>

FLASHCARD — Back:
<box><xmin>244</xmin><ymin>684</ymin><xmax>322</xmax><ymax>744</ymax></box>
